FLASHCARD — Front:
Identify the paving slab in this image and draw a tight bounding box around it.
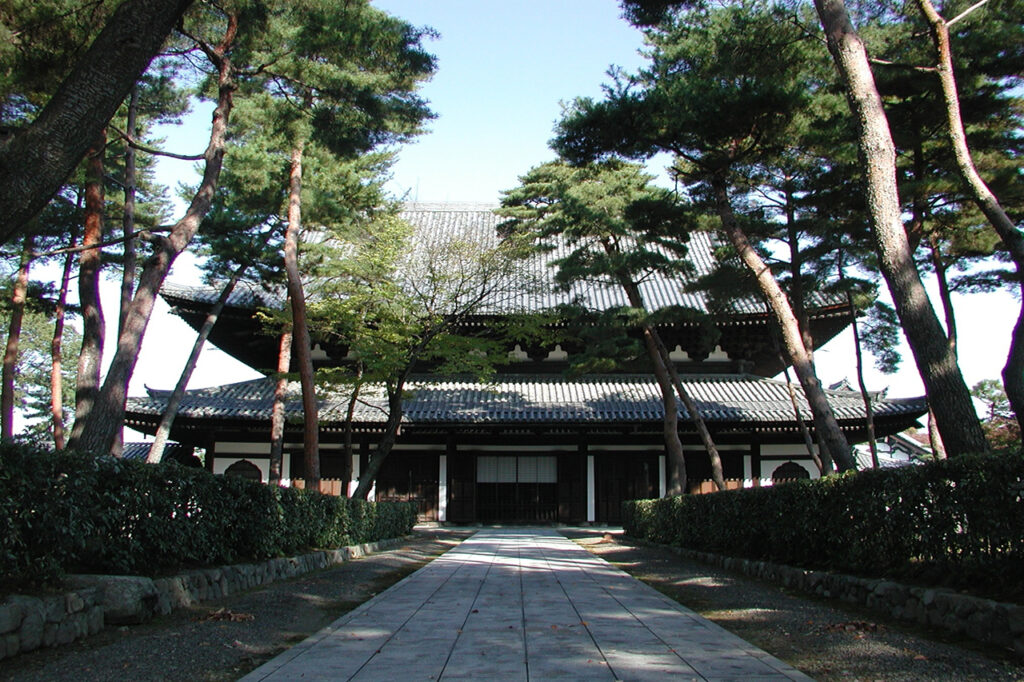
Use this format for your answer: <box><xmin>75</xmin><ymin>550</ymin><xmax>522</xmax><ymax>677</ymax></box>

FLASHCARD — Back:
<box><xmin>241</xmin><ymin>528</ymin><xmax>812</xmax><ymax>681</ymax></box>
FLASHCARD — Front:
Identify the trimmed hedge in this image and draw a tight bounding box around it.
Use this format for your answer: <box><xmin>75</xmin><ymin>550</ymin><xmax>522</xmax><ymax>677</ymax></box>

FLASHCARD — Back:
<box><xmin>623</xmin><ymin>453</ymin><xmax>1024</xmax><ymax>601</ymax></box>
<box><xmin>0</xmin><ymin>443</ymin><xmax>416</xmax><ymax>590</ymax></box>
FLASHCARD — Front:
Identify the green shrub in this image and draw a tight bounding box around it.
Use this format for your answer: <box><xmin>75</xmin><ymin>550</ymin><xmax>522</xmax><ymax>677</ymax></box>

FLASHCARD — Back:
<box><xmin>623</xmin><ymin>453</ymin><xmax>1024</xmax><ymax>600</ymax></box>
<box><xmin>0</xmin><ymin>442</ymin><xmax>416</xmax><ymax>591</ymax></box>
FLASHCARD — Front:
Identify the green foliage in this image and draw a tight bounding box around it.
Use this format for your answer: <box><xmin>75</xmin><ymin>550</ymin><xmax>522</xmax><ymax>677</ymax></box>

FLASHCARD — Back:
<box><xmin>0</xmin><ymin>0</ymin><xmax>121</xmax><ymax>120</ymax></box>
<box><xmin>0</xmin><ymin>442</ymin><xmax>415</xmax><ymax>591</ymax></box>
<box><xmin>499</xmin><ymin>159</ymin><xmax>717</xmax><ymax>372</ymax></box>
<box><xmin>310</xmin><ymin>212</ymin><xmax>532</xmax><ymax>390</ymax></box>
<box><xmin>972</xmin><ymin>379</ymin><xmax>1021</xmax><ymax>450</ymax></box>
<box><xmin>860</xmin><ymin>301</ymin><xmax>902</xmax><ymax>374</ymax></box>
<box><xmin>7</xmin><ymin>308</ymin><xmax>80</xmax><ymax>445</ymax></box>
<box><xmin>623</xmin><ymin>453</ymin><xmax>1024</xmax><ymax>600</ymax></box>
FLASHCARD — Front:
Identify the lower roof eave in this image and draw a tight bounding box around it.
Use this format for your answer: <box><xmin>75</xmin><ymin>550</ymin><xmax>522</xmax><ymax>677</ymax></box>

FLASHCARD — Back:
<box><xmin>125</xmin><ymin>412</ymin><xmax>923</xmax><ymax>449</ymax></box>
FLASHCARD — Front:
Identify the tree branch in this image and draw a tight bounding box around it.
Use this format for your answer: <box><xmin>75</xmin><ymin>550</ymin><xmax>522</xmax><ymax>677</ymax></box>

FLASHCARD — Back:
<box><xmin>947</xmin><ymin>0</ymin><xmax>991</xmax><ymax>27</ymax></box>
<box><xmin>868</xmin><ymin>57</ymin><xmax>937</xmax><ymax>73</ymax></box>
<box><xmin>31</xmin><ymin>227</ymin><xmax>171</xmax><ymax>259</ymax></box>
<box><xmin>110</xmin><ymin>125</ymin><xmax>205</xmax><ymax>160</ymax></box>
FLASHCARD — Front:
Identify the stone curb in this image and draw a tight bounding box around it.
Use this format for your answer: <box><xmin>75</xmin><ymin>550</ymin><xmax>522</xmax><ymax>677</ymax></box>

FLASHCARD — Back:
<box><xmin>0</xmin><ymin>535</ymin><xmax>409</xmax><ymax>662</ymax></box>
<box><xmin>636</xmin><ymin>539</ymin><xmax>1023</xmax><ymax>658</ymax></box>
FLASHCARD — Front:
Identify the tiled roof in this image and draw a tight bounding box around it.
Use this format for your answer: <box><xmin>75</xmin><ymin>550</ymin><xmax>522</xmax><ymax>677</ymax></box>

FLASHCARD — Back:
<box><xmin>161</xmin><ymin>279</ymin><xmax>285</xmax><ymax>310</ymax></box>
<box><xmin>121</xmin><ymin>442</ymin><xmax>197</xmax><ymax>464</ymax></box>
<box><xmin>160</xmin><ymin>203</ymin><xmax>843</xmax><ymax>317</ymax></box>
<box><xmin>126</xmin><ymin>374</ymin><xmax>925</xmax><ymax>428</ymax></box>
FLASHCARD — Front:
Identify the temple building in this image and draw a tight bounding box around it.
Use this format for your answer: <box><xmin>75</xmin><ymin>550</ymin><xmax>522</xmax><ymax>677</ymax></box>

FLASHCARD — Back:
<box><xmin>125</xmin><ymin>203</ymin><xmax>927</xmax><ymax>524</ymax></box>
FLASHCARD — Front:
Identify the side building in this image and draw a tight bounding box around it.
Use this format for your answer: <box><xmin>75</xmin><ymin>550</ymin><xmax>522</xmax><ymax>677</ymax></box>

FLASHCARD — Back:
<box><xmin>125</xmin><ymin>203</ymin><xmax>927</xmax><ymax>524</ymax></box>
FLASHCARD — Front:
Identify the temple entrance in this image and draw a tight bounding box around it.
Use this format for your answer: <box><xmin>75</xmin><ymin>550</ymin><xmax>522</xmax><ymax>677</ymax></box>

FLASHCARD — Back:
<box><xmin>375</xmin><ymin>452</ymin><xmax>440</xmax><ymax>521</ymax></box>
<box><xmin>595</xmin><ymin>453</ymin><xmax>658</xmax><ymax>524</ymax></box>
<box><xmin>475</xmin><ymin>455</ymin><xmax>558</xmax><ymax>523</ymax></box>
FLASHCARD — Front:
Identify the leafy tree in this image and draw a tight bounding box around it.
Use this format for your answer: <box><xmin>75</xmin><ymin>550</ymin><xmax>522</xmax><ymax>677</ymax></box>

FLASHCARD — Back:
<box><xmin>498</xmin><ymin>159</ymin><xmax>727</xmax><ymax>493</ymax></box>
<box><xmin>311</xmin><ymin>214</ymin><xmax>534</xmax><ymax>499</ymax></box>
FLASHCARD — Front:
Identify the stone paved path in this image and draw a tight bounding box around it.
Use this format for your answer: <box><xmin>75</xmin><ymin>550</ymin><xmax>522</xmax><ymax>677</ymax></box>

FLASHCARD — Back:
<box><xmin>241</xmin><ymin>528</ymin><xmax>811</xmax><ymax>681</ymax></box>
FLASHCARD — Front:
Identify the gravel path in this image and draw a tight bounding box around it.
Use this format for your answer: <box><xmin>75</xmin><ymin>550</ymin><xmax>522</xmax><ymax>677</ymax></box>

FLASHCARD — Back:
<box><xmin>0</xmin><ymin>529</ymin><xmax>474</xmax><ymax>682</ymax></box>
<box><xmin>564</xmin><ymin>528</ymin><xmax>1024</xmax><ymax>682</ymax></box>
<box><xmin>3</xmin><ymin>527</ymin><xmax>1021</xmax><ymax>681</ymax></box>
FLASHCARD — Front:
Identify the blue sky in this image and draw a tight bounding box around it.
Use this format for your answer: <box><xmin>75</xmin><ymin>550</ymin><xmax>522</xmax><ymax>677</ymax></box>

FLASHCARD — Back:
<box><xmin>127</xmin><ymin>0</ymin><xmax>1011</xmax><ymax>415</ymax></box>
<box><xmin>371</xmin><ymin>0</ymin><xmax>653</xmax><ymax>203</ymax></box>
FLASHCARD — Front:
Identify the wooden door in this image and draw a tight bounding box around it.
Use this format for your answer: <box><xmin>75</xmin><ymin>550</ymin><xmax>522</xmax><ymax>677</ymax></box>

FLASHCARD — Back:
<box><xmin>375</xmin><ymin>452</ymin><xmax>440</xmax><ymax>521</ymax></box>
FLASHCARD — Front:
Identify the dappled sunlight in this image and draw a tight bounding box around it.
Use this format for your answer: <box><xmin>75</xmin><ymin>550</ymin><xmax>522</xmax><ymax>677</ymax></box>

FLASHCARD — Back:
<box><xmin>675</xmin><ymin>574</ymin><xmax>734</xmax><ymax>589</ymax></box>
<box><xmin>702</xmin><ymin>607</ymin><xmax>780</xmax><ymax>623</ymax></box>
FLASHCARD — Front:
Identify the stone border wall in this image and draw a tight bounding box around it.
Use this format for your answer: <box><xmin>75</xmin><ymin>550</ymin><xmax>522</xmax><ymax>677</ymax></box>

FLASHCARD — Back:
<box><xmin>654</xmin><ymin>543</ymin><xmax>1023</xmax><ymax>657</ymax></box>
<box><xmin>0</xmin><ymin>536</ymin><xmax>406</xmax><ymax>662</ymax></box>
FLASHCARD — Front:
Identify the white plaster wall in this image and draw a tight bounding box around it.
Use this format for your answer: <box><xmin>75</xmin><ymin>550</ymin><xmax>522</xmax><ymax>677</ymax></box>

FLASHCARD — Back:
<box><xmin>759</xmin><ymin>444</ymin><xmax>821</xmax><ymax>479</ymax></box>
<box><xmin>216</xmin><ymin>442</ymin><xmax>272</xmax><ymax>455</ymax></box>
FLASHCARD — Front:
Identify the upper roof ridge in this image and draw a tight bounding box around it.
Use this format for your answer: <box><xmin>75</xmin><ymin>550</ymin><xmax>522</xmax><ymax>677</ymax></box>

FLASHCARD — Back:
<box><xmin>401</xmin><ymin>201</ymin><xmax>499</xmax><ymax>212</ymax></box>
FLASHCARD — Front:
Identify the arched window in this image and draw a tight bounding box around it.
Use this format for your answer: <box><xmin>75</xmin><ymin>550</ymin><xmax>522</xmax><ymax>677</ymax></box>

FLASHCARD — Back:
<box><xmin>771</xmin><ymin>461</ymin><xmax>810</xmax><ymax>482</ymax></box>
<box><xmin>225</xmin><ymin>459</ymin><xmax>262</xmax><ymax>482</ymax></box>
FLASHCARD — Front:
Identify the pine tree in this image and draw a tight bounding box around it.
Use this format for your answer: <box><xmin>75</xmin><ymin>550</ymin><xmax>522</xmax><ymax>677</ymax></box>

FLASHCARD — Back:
<box><xmin>499</xmin><ymin>159</ymin><xmax>729</xmax><ymax>493</ymax></box>
<box><xmin>0</xmin><ymin>0</ymin><xmax>194</xmax><ymax>244</ymax></box>
<box><xmin>555</xmin><ymin>4</ymin><xmax>858</xmax><ymax>470</ymax></box>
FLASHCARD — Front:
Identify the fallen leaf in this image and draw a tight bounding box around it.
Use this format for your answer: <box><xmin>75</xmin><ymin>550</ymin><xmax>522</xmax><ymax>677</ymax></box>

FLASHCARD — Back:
<box><xmin>203</xmin><ymin>607</ymin><xmax>254</xmax><ymax>623</ymax></box>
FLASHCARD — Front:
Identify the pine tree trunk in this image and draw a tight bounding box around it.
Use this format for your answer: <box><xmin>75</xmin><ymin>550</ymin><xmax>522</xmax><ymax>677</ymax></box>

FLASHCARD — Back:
<box><xmin>598</xmin><ymin>240</ymin><xmax>696</xmax><ymax>492</ymax></box>
<box><xmin>68</xmin><ymin>17</ymin><xmax>237</xmax><ymax>455</ymax></box>
<box><xmin>914</xmin><ymin>0</ymin><xmax>1024</xmax><ymax>435</ymax></box>
<box><xmin>786</xmin><ymin>365</ymin><xmax>828</xmax><ymax>473</ymax></box>
<box><xmin>111</xmin><ymin>89</ymin><xmax>139</xmax><ymax>459</ymax></box>
<box><xmin>69</xmin><ymin>134</ymin><xmax>107</xmax><ymax>447</ymax></box>
<box><xmin>771</xmin><ymin>326</ymin><xmax>828</xmax><ymax>473</ymax></box>
<box><xmin>649</xmin><ymin>326</ymin><xmax>723</xmax><ymax>490</ymax></box>
<box><xmin>785</xmin><ymin>185</ymin><xmax>815</xmax><ymax>358</ymax></box>
<box><xmin>812</xmin><ymin>0</ymin><xmax>988</xmax><ymax>456</ymax></box>
<box><xmin>928</xmin><ymin>407</ymin><xmax>948</xmax><ymax>459</ymax></box>
<box><xmin>850</xmin><ymin>303</ymin><xmax>878</xmax><ymax>468</ymax></box>
<box><xmin>51</xmin><ymin>235</ymin><xmax>76</xmax><ymax>450</ymax></box>
<box><xmin>147</xmin><ymin>261</ymin><xmax>248</xmax><ymax>463</ymax></box>
<box><xmin>0</xmin><ymin>0</ymin><xmax>195</xmax><ymax>245</ymax></box>
<box><xmin>929</xmin><ymin>236</ymin><xmax>957</xmax><ymax>358</ymax></box>
<box><xmin>269</xmin><ymin>326</ymin><xmax>292</xmax><ymax>485</ymax></box>
<box><xmin>1</xmin><ymin>235</ymin><xmax>34</xmax><ymax>440</ymax></box>
<box><xmin>120</xmin><ymin>84</ymin><xmax>139</xmax><ymax>336</ymax></box>
<box><xmin>837</xmin><ymin>250</ymin><xmax>878</xmax><ymax>468</ymax></box>
<box><xmin>640</xmin><ymin>329</ymin><xmax>687</xmax><ymax>495</ymax></box>
<box><xmin>283</xmin><ymin>141</ymin><xmax>320</xmax><ymax>490</ymax></box>
<box><xmin>711</xmin><ymin>175</ymin><xmax>856</xmax><ymax>471</ymax></box>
